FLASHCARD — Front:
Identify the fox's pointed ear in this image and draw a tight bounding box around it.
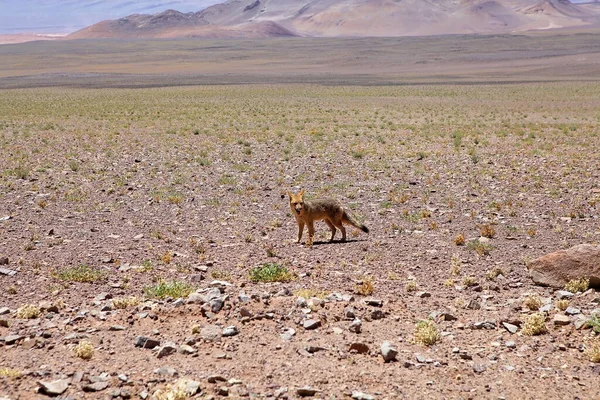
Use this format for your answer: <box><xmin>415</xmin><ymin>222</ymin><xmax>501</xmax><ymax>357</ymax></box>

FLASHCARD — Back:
<box><xmin>287</xmin><ymin>191</ymin><xmax>293</xmax><ymax>199</ymax></box>
<box><xmin>299</xmin><ymin>189</ymin><xmax>305</xmax><ymax>196</ymax></box>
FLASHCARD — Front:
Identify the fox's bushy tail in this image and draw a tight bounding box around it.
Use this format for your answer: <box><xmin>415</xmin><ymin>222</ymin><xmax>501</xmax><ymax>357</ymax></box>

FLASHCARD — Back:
<box><xmin>343</xmin><ymin>211</ymin><xmax>369</xmax><ymax>233</ymax></box>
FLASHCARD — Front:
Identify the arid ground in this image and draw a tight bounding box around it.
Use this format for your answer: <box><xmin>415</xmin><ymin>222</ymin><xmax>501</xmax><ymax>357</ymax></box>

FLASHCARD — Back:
<box><xmin>1</xmin><ymin>35</ymin><xmax>600</xmax><ymax>399</ymax></box>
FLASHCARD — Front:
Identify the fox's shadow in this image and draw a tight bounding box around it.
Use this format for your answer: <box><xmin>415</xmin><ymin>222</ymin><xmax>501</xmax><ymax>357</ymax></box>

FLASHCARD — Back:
<box><xmin>305</xmin><ymin>238</ymin><xmax>366</xmax><ymax>246</ymax></box>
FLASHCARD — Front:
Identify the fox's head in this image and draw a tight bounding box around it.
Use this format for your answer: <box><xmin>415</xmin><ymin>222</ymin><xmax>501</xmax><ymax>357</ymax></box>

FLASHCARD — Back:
<box><xmin>288</xmin><ymin>189</ymin><xmax>305</xmax><ymax>215</ymax></box>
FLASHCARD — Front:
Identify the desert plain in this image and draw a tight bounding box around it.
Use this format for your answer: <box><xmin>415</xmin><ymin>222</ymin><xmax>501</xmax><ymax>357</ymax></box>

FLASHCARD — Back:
<box><xmin>1</xmin><ymin>33</ymin><xmax>600</xmax><ymax>399</ymax></box>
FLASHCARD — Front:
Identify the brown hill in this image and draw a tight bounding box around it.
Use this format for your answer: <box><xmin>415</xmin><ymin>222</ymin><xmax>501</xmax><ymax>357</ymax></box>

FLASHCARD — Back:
<box><xmin>68</xmin><ymin>0</ymin><xmax>600</xmax><ymax>39</ymax></box>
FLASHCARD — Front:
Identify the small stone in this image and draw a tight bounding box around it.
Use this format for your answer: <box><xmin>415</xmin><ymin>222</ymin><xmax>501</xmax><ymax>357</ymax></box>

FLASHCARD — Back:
<box><xmin>207</xmin><ymin>374</ymin><xmax>227</xmax><ymax>383</ymax></box>
<box><xmin>201</xmin><ymin>325</ymin><xmax>222</xmax><ymax>342</ymax></box>
<box><xmin>380</xmin><ymin>341</ymin><xmax>398</xmax><ymax>362</ymax></box>
<box><xmin>349</xmin><ymin>342</ymin><xmax>370</xmax><ymax>354</ymax></box>
<box><xmin>471</xmin><ymin>321</ymin><xmax>496</xmax><ymax>330</ymax></box>
<box><xmin>565</xmin><ymin>306</ymin><xmax>581</xmax><ymax>315</ymax></box>
<box><xmin>344</xmin><ymin>307</ymin><xmax>356</xmax><ymax>319</ymax></box>
<box><xmin>556</xmin><ymin>290</ymin><xmax>574</xmax><ymax>300</ymax></box>
<box><xmin>109</xmin><ymin>325</ymin><xmax>126</xmax><ymax>331</ymax></box>
<box><xmin>296</xmin><ymin>386</ymin><xmax>320</xmax><ymax>397</ymax></box>
<box><xmin>297</xmin><ymin>297</ymin><xmax>308</xmax><ymax>307</ymax></box>
<box><xmin>352</xmin><ymin>391</ymin><xmax>376</xmax><ymax>400</ymax></box>
<box><xmin>473</xmin><ymin>364</ymin><xmax>487</xmax><ymax>374</ymax></box>
<box><xmin>4</xmin><ymin>335</ymin><xmax>23</xmax><ymax>345</ymax></box>
<box><xmin>134</xmin><ymin>336</ymin><xmax>160</xmax><ymax>349</ymax></box>
<box><xmin>349</xmin><ymin>319</ymin><xmax>362</xmax><ymax>333</ymax></box>
<box><xmin>38</xmin><ymin>379</ymin><xmax>70</xmax><ymax>395</ymax></box>
<box><xmin>505</xmin><ymin>341</ymin><xmax>516</xmax><ymax>349</ymax></box>
<box><xmin>370</xmin><ymin>309</ymin><xmax>386</xmax><ymax>320</ymax></box>
<box><xmin>209</xmin><ymin>298</ymin><xmax>224</xmax><ymax>313</ymax></box>
<box><xmin>539</xmin><ymin>304</ymin><xmax>553</xmax><ymax>313</ymax></box>
<box><xmin>553</xmin><ymin>314</ymin><xmax>571</xmax><ymax>326</ymax></box>
<box><xmin>156</xmin><ymin>342</ymin><xmax>177</xmax><ymax>358</ymax></box>
<box><xmin>303</xmin><ymin>319</ymin><xmax>321</xmax><ymax>330</ymax></box>
<box><xmin>573</xmin><ymin>315</ymin><xmax>589</xmax><ymax>330</ymax></box>
<box><xmin>154</xmin><ymin>366</ymin><xmax>178</xmax><ymax>377</ymax></box>
<box><xmin>0</xmin><ymin>307</ymin><xmax>9</xmax><ymax>315</ymax></box>
<box><xmin>416</xmin><ymin>291</ymin><xmax>431</xmax><ymax>298</ymax></box>
<box><xmin>217</xmin><ymin>386</ymin><xmax>229</xmax><ymax>396</ymax></box>
<box><xmin>364</xmin><ymin>298</ymin><xmax>383</xmax><ymax>307</ymax></box>
<box><xmin>82</xmin><ymin>381</ymin><xmax>109</xmax><ymax>392</ymax></box>
<box><xmin>0</xmin><ymin>256</ymin><xmax>8</xmax><ymax>265</ymax></box>
<box><xmin>502</xmin><ymin>322</ymin><xmax>519</xmax><ymax>334</ymax></box>
<box><xmin>222</xmin><ymin>326</ymin><xmax>239</xmax><ymax>337</ymax></box>
<box><xmin>184</xmin><ymin>380</ymin><xmax>201</xmax><ymax>396</ymax></box>
<box><xmin>179</xmin><ymin>344</ymin><xmax>197</xmax><ymax>355</ymax></box>
<box><xmin>280</xmin><ymin>327</ymin><xmax>296</xmax><ymax>341</ymax></box>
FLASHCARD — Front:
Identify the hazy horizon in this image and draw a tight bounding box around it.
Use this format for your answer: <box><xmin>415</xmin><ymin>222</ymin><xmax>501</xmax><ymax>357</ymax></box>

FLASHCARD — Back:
<box><xmin>0</xmin><ymin>0</ymin><xmax>596</xmax><ymax>35</ymax></box>
<box><xmin>0</xmin><ymin>0</ymin><xmax>222</xmax><ymax>34</ymax></box>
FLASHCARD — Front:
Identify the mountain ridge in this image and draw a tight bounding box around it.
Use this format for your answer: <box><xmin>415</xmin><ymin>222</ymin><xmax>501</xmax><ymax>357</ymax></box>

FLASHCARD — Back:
<box><xmin>67</xmin><ymin>0</ymin><xmax>600</xmax><ymax>39</ymax></box>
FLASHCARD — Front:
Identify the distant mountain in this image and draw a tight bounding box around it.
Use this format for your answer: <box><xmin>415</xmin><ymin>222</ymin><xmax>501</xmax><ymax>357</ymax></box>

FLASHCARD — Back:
<box><xmin>68</xmin><ymin>0</ymin><xmax>600</xmax><ymax>39</ymax></box>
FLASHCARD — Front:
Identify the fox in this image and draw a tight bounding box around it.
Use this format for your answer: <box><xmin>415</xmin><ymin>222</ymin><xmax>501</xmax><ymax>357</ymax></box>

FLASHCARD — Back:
<box><xmin>287</xmin><ymin>189</ymin><xmax>369</xmax><ymax>244</ymax></box>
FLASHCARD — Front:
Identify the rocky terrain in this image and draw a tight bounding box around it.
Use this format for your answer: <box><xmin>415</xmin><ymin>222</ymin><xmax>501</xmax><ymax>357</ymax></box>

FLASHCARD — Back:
<box><xmin>1</xmin><ymin>78</ymin><xmax>600</xmax><ymax>399</ymax></box>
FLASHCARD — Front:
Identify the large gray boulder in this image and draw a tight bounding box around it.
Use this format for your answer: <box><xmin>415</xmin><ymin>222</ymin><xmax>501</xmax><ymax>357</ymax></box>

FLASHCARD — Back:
<box><xmin>528</xmin><ymin>244</ymin><xmax>600</xmax><ymax>288</ymax></box>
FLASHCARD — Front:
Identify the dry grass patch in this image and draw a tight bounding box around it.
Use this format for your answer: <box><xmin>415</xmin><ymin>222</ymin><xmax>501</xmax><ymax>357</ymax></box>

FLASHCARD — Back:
<box><xmin>0</xmin><ymin>368</ymin><xmax>21</xmax><ymax>379</ymax></box>
<box><xmin>414</xmin><ymin>320</ymin><xmax>440</xmax><ymax>346</ymax></box>
<box><xmin>405</xmin><ymin>280</ymin><xmax>418</xmax><ymax>293</ymax></box>
<box><xmin>586</xmin><ymin>340</ymin><xmax>600</xmax><ymax>363</ymax></box>
<box><xmin>249</xmin><ymin>263</ymin><xmax>293</xmax><ymax>283</ymax></box>
<box><xmin>524</xmin><ymin>295</ymin><xmax>542</xmax><ymax>311</ymax></box>
<box><xmin>355</xmin><ymin>276</ymin><xmax>375</xmax><ymax>296</ymax></box>
<box><xmin>53</xmin><ymin>265</ymin><xmax>106</xmax><ymax>283</ymax></box>
<box><xmin>556</xmin><ymin>299</ymin><xmax>569</xmax><ymax>311</ymax></box>
<box><xmin>16</xmin><ymin>304</ymin><xmax>41</xmax><ymax>319</ymax></box>
<box><xmin>454</xmin><ymin>234</ymin><xmax>465</xmax><ymax>246</ymax></box>
<box><xmin>112</xmin><ymin>296</ymin><xmax>140</xmax><ymax>309</ymax></box>
<box><xmin>565</xmin><ymin>278</ymin><xmax>589</xmax><ymax>293</ymax></box>
<box><xmin>522</xmin><ymin>313</ymin><xmax>547</xmax><ymax>336</ymax></box>
<box><xmin>295</xmin><ymin>288</ymin><xmax>329</xmax><ymax>299</ymax></box>
<box><xmin>144</xmin><ymin>280</ymin><xmax>193</xmax><ymax>299</ymax></box>
<box><xmin>73</xmin><ymin>340</ymin><xmax>94</xmax><ymax>359</ymax></box>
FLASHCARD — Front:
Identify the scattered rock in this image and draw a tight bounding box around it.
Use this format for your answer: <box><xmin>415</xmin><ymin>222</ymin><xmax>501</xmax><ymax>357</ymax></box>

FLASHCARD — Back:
<box><xmin>201</xmin><ymin>325</ymin><xmax>223</xmax><ymax>342</ymax></box>
<box><xmin>352</xmin><ymin>391</ymin><xmax>376</xmax><ymax>400</ymax></box>
<box><xmin>280</xmin><ymin>328</ymin><xmax>296</xmax><ymax>341</ymax></box>
<box><xmin>296</xmin><ymin>386</ymin><xmax>320</xmax><ymax>397</ymax></box>
<box><xmin>0</xmin><ymin>256</ymin><xmax>8</xmax><ymax>265</ymax></box>
<box><xmin>565</xmin><ymin>306</ymin><xmax>581</xmax><ymax>315</ymax></box>
<box><xmin>303</xmin><ymin>319</ymin><xmax>321</xmax><ymax>330</ymax></box>
<box><xmin>349</xmin><ymin>342</ymin><xmax>370</xmax><ymax>354</ymax></box>
<box><xmin>556</xmin><ymin>290</ymin><xmax>574</xmax><ymax>300</ymax></box>
<box><xmin>471</xmin><ymin>321</ymin><xmax>496</xmax><ymax>330</ymax></box>
<box><xmin>4</xmin><ymin>335</ymin><xmax>23</xmax><ymax>345</ymax></box>
<box><xmin>222</xmin><ymin>326</ymin><xmax>239</xmax><ymax>337</ymax></box>
<box><xmin>207</xmin><ymin>374</ymin><xmax>227</xmax><ymax>383</ymax></box>
<box><xmin>38</xmin><ymin>379</ymin><xmax>70</xmax><ymax>395</ymax></box>
<box><xmin>82</xmin><ymin>381</ymin><xmax>109</xmax><ymax>392</ymax></box>
<box><xmin>154</xmin><ymin>366</ymin><xmax>178</xmax><ymax>377</ymax></box>
<box><xmin>553</xmin><ymin>314</ymin><xmax>571</xmax><ymax>326</ymax></box>
<box><xmin>344</xmin><ymin>306</ymin><xmax>356</xmax><ymax>319</ymax></box>
<box><xmin>502</xmin><ymin>322</ymin><xmax>519</xmax><ymax>334</ymax></box>
<box><xmin>528</xmin><ymin>244</ymin><xmax>600</xmax><ymax>288</ymax></box>
<box><xmin>0</xmin><ymin>307</ymin><xmax>9</xmax><ymax>315</ymax></box>
<box><xmin>473</xmin><ymin>364</ymin><xmax>487</xmax><ymax>374</ymax></box>
<box><xmin>349</xmin><ymin>319</ymin><xmax>362</xmax><ymax>333</ymax></box>
<box><xmin>134</xmin><ymin>336</ymin><xmax>160</xmax><ymax>349</ymax></box>
<box><xmin>380</xmin><ymin>341</ymin><xmax>398</xmax><ymax>362</ymax></box>
<box><xmin>416</xmin><ymin>291</ymin><xmax>431</xmax><ymax>298</ymax></box>
<box><xmin>179</xmin><ymin>344</ymin><xmax>197</xmax><ymax>355</ymax></box>
<box><xmin>364</xmin><ymin>298</ymin><xmax>383</xmax><ymax>307</ymax></box>
<box><xmin>0</xmin><ymin>267</ymin><xmax>16</xmax><ymax>276</ymax></box>
<box><xmin>156</xmin><ymin>342</ymin><xmax>177</xmax><ymax>358</ymax></box>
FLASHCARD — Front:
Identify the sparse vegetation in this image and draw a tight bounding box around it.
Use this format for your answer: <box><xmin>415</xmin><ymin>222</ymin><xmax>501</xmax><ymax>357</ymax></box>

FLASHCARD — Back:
<box><xmin>524</xmin><ymin>295</ymin><xmax>542</xmax><ymax>311</ymax></box>
<box><xmin>73</xmin><ymin>340</ymin><xmax>94</xmax><ymax>359</ymax></box>
<box><xmin>16</xmin><ymin>304</ymin><xmax>41</xmax><ymax>319</ymax></box>
<box><xmin>565</xmin><ymin>278</ymin><xmax>589</xmax><ymax>293</ymax></box>
<box><xmin>53</xmin><ymin>265</ymin><xmax>106</xmax><ymax>283</ymax></box>
<box><xmin>112</xmin><ymin>296</ymin><xmax>140</xmax><ymax>309</ymax></box>
<box><xmin>249</xmin><ymin>263</ymin><xmax>293</xmax><ymax>283</ymax></box>
<box><xmin>414</xmin><ymin>319</ymin><xmax>440</xmax><ymax>346</ymax></box>
<box><xmin>405</xmin><ymin>280</ymin><xmax>418</xmax><ymax>293</ymax></box>
<box><xmin>0</xmin><ymin>368</ymin><xmax>21</xmax><ymax>379</ymax></box>
<box><xmin>522</xmin><ymin>313</ymin><xmax>548</xmax><ymax>336</ymax></box>
<box><xmin>587</xmin><ymin>315</ymin><xmax>600</xmax><ymax>334</ymax></box>
<box><xmin>144</xmin><ymin>280</ymin><xmax>193</xmax><ymax>299</ymax></box>
<box><xmin>585</xmin><ymin>340</ymin><xmax>600</xmax><ymax>363</ymax></box>
<box><xmin>355</xmin><ymin>276</ymin><xmax>375</xmax><ymax>296</ymax></box>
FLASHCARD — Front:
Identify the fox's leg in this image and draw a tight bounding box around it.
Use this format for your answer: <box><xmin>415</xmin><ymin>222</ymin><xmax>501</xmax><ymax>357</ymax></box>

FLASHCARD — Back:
<box><xmin>332</xmin><ymin>219</ymin><xmax>347</xmax><ymax>241</ymax></box>
<box><xmin>307</xmin><ymin>221</ymin><xmax>316</xmax><ymax>243</ymax></box>
<box><xmin>297</xmin><ymin>221</ymin><xmax>305</xmax><ymax>243</ymax></box>
<box><xmin>325</xmin><ymin>219</ymin><xmax>336</xmax><ymax>242</ymax></box>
